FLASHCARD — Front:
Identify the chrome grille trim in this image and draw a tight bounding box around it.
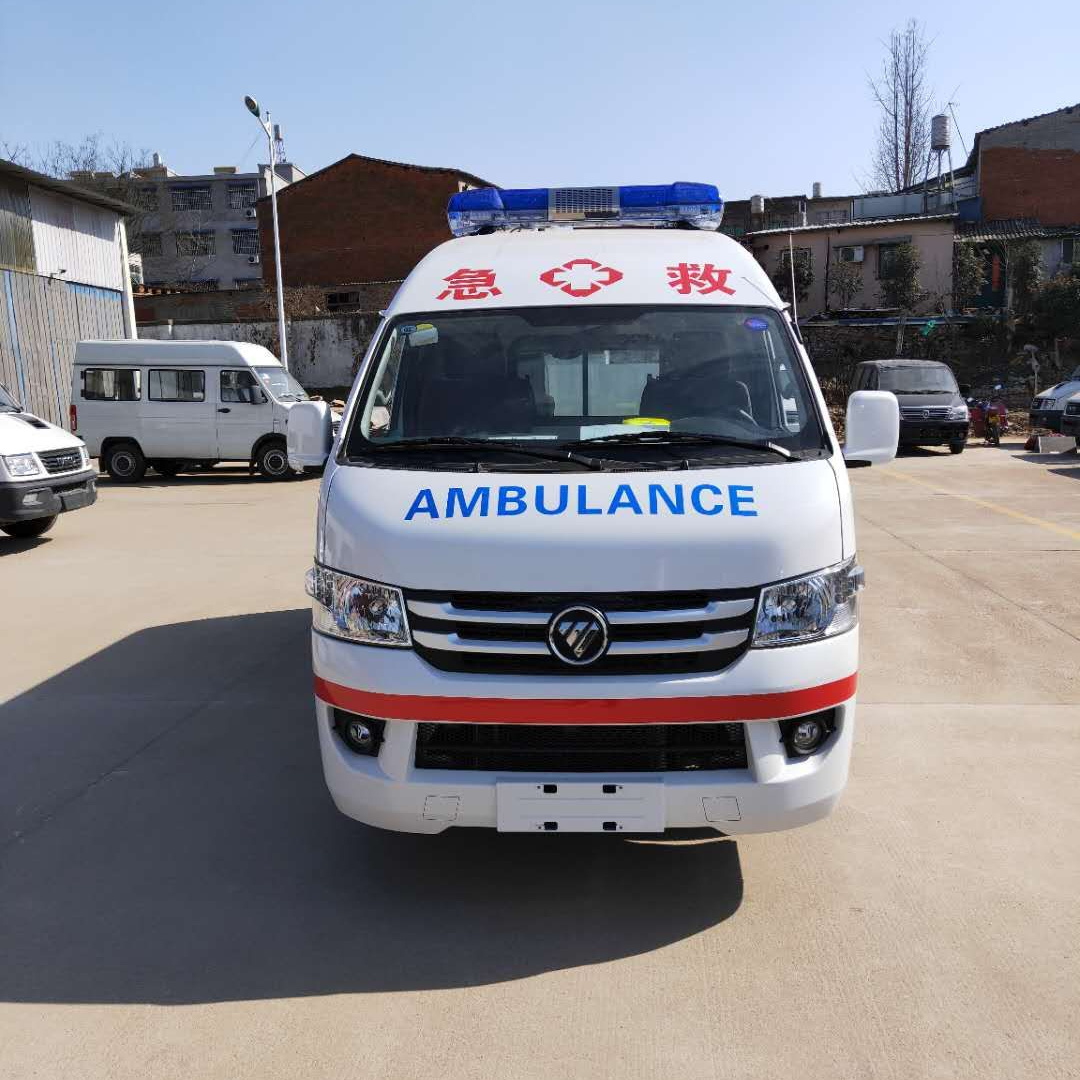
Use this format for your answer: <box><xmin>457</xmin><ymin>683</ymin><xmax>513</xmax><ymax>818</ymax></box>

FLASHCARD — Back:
<box><xmin>407</xmin><ymin>600</ymin><xmax>550</xmax><ymax>625</ymax></box>
<box><xmin>412</xmin><ymin>631</ymin><xmax>549</xmax><ymax>655</ymax></box>
<box><xmin>406</xmin><ymin>597</ymin><xmax>755</xmax><ymax>626</ymax></box>
<box><xmin>607</xmin><ymin>599</ymin><xmax>754</xmax><ymax>624</ymax></box>
<box><xmin>412</xmin><ymin>627</ymin><xmax>749</xmax><ymax>656</ymax></box>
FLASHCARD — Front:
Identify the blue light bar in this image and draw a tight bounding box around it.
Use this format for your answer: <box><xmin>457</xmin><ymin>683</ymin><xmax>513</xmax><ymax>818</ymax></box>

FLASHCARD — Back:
<box><xmin>447</xmin><ymin>183</ymin><xmax>724</xmax><ymax>237</ymax></box>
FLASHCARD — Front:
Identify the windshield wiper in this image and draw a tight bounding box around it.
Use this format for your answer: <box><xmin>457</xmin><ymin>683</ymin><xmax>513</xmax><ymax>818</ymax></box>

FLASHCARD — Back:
<box><xmin>565</xmin><ymin>430</ymin><xmax>793</xmax><ymax>460</ymax></box>
<box><xmin>355</xmin><ymin>436</ymin><xmax>609</xmax><ymax>470</ymax></box>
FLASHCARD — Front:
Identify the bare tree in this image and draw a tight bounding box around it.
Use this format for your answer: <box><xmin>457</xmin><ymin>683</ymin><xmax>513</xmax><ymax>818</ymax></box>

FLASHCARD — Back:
<box><xmin>868</xmin><ymin>20</ymin><xmax>934</xmax><ymax>192</ymax></box>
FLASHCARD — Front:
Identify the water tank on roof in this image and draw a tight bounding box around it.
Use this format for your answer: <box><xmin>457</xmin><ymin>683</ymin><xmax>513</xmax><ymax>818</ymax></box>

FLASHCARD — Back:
<box><xmin>931</xmin><ymin>114</ymin><xmax>951</xmax><ymax>152</ymax></box>
<box><xmin>812</xmin><ymin>181</ymin><xmax>822</xmax><ymax>199</ymax></box>
<box><xmin>750</xmin><ymin>194</ymin><xmax>765</xmax><ymax>215</ymax></box>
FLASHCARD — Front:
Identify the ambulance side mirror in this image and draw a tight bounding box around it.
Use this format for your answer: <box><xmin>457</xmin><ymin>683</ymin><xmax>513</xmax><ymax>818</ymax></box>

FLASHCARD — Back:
<box><xmin>287</xmin><ymin>400</ymin><xmax>333</xmax><ymax>470</ymax></box>
<box><xmin>843</xmin><ymin>390</ymin><xmax>899</xmax><ymax>468</ymax></box>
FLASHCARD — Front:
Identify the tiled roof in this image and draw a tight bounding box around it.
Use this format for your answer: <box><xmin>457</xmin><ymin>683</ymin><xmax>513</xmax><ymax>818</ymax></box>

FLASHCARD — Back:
<box><xmin>956</xmin><ymin>219</ymin><xmax>1080</xmax><ymax>243</ymax></box>
<box><xmin>744</xmin><ymin>213</ymin><xmax>956</xmax><ymax>238</ymax></box>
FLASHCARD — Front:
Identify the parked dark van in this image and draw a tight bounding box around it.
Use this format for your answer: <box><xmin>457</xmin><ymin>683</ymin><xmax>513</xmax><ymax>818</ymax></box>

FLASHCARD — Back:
<box><xmin>851</xmin><ymin>359</ymin><xmax>969</xmax><ymax>454</ymax></box>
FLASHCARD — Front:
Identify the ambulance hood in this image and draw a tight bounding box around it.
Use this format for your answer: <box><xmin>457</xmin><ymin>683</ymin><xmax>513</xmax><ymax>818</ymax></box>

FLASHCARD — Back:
<box><xmin>0</xmin><ymin>411</ymin><xmax>83</xmax><ymax>457</ymax></box>
<box><xmin>322</xmin><ymin>459</ymin><xmax>843</xmax><ymax>592</ymax></box>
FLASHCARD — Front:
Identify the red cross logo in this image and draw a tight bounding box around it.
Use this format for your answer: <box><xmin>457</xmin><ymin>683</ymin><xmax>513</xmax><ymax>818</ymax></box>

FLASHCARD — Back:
<box><xmin>539</xmin><ymin>258</ymin><xmax>624</xmax><ymax>298</ymax></box>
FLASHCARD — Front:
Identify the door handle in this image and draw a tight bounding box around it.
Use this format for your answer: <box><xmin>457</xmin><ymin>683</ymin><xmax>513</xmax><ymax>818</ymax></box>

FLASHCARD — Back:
<box><xmin>217</xmin><ymin>407</ymin><xmax>231</xmax><ymax>413</ymax></box>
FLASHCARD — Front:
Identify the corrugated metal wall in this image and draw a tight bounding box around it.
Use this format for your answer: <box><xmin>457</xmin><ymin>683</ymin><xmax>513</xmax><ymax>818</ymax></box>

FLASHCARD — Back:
<box><xmin>0</xmin><ymin>270</ymin><xmax>124</xmax><ymax>427</ymax></box>
<box><xmin>29</xmin><ymin>186</ymin><xmax>123</xmax><ymax>291</ymax></box>
<box><xmin>0</xmin><ymin>176</ymin><xmax>35</xmax><ymax>274</ymax></box>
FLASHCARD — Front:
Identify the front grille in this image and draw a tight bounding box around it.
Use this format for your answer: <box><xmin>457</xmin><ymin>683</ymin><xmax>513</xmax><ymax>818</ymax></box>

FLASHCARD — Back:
<box><xmin>37</xmin><ymin>448</ymin><xmax>84</xmax><ymax>475</ymax></box>
<box><xmin>414</xmin><ymin>721</ymin><xmax>749</xmax><ymax>772</ymax></box>
<box><xmin>900</xmin><ymin>405</ymin><xmax>950</xmax><ymax>419</ymax></box>
<box><xmin>405</xmin><ymin>588</ymin><xmax>758</xmax><ymax>676</ymax></box>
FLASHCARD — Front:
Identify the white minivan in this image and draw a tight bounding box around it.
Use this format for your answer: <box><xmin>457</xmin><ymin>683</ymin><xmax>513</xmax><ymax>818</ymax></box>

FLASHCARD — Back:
<box><xmin>1</xmin><ymin>380</ymin><xmax>96</xmax><ymax>538</ymax></box>
<box><xmin>72</xmin><ymin>340</ymin><xmax>310</xmax><ymax>482</ymax></box>
<box><xmin>289</xmin><ymin>183</ymin><xmax>900</xmax><ymax>836</ymax></box>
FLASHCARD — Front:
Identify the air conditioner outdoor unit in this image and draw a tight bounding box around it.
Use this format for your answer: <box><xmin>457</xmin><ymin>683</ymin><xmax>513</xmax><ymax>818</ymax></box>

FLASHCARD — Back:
<box><xmin>838</xmin><ymin>245</ymin><xmax>865</xmax><ymax>263</ymax></box>
<box><xmin>247</xmin><ymin>255</ymin><xmax>261</xmax><ymax>265</ymax></box>
<box><xmin>243</xmin><ymin>208</ymin><xmax>258</xmax><ymax>219</ymax></box>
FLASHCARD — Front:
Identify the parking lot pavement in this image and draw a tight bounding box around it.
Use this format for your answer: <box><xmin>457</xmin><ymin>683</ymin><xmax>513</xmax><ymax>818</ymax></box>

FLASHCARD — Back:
<box><xmin>1</xmin><ymin>448</ymin><xmax>1077</xmax><ymax>1080</ymax></box>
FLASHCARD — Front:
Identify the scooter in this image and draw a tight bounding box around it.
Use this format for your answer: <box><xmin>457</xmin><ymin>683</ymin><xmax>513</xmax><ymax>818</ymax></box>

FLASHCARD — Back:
<box><xmin>966</xmin><ymin>384</ymin><xmax>1008</xmax><ymax>447</ymax></box>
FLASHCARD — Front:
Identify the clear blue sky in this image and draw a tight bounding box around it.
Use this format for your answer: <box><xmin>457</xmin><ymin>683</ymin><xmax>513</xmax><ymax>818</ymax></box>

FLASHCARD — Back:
<box><xmin>2</xmin><ymin>0</ymin><xmax>1077</xmax><ymax>200</ymax></box>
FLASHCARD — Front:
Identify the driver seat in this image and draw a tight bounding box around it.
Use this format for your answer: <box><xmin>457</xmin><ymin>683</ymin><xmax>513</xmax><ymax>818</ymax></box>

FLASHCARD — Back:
<box><xmin>639</xmin><ymin>364</ymin><xmax>752</xmax><ymax>421</ymax></box>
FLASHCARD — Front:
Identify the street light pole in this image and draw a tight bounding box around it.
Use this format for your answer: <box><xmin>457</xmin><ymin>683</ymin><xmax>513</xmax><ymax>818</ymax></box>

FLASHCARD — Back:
<box><xmin>244</xmin><ymin>95</ymin><xmax>289</xmax><ymax>371</ymax></box>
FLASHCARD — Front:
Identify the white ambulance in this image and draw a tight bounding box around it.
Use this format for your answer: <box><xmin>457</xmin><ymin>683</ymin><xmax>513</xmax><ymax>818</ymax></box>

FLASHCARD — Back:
<box><xmin>289</xmin><ymin>183</ymin><xmax>899</xmax><ymax>835</ymax></box>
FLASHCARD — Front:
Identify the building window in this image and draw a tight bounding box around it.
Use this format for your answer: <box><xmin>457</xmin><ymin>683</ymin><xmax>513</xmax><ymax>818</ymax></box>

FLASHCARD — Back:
<box><xmin>720</xmin><ymin>224</ymin><xmax>745</xmax><ymax>238</ymax></box>
<box><xmin>170</xmin><ymin>186</ymin><xmax>212</xmax><ymax>212</ymax></box>
<box><xmin>135</xmin><ymin>186</ymin><xmax>159</xmax><ymax>211</ymax></box>
<box><xmin>231</xmin><ymin>229</ymin><xmax>260</xmax><ymax>256</ymax></box>
<box><xmin>779</xmin><ymin>246</ymin><xmax>812</xmax><ymax>272</ymax></box>
<box><xmin>148</xmin><ymin>369</ymin><xmax>206</xmax><ymax>402</ymax></box>
<box><xmin>82</xmin><ymin>368</ymin><xmax>140</xmax><ymax>401</ymax></box>
<box><xmin>878</xmin><ymin>243</ymin><xmax>902</xmax><ymax>279</ymax></box>
<box><xmin>813</xmin><ymin>209</ymin><xmax>849</xmax><ymax>225</ymax></box>
<box><xmin>1062</xmin><ymin>237</ymin><xmax>1077</xmax><ymax>265</ymax></box>
<box><xmin>327</xmin><ymin>290</ymin><xmax>362</xmax><ymax>311</ymax></box>
<box><xmin>133</xmin><ymin>232</ymin><xmax>163</xmax><ymax>257</ymax></box>
<box><xmin>232</xmin><ymin>278</ymin><xmax>262</xmax><ymax>289</ymax></box>
<box><xmin>228</xmin><ymin>182</ymin><xmax>258</xmax><ymax>209</ymax></box>
<box><xmin>175</xmin><ymin>230</ymin><xmax>216</xmax><ymax>257</ymax></box>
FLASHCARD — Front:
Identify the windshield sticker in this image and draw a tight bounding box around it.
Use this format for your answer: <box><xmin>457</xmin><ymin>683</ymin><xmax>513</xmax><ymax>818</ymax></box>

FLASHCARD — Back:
<box><xmin>539</xmin><ymin>259</ymin><xmax>624</xmax><ymax>298</ymax></box>
<box><xmin>436</xmin><ymin>268</ymin><xmax>502</xmax><ymax>301</ymax></box>
<box><xmin>666</xmin><ymin>263</ymin><xmax>736</xmax><ymax>296</ymax></box>
<box><xmin>403</xmin><ymin>483</ymin><xmax>757</xmax><ymax>521</ymax></box>
<box><xmin>744</xmin><ymin>316</ymin><xmax>769</xmax><ymax>331</ymax></box>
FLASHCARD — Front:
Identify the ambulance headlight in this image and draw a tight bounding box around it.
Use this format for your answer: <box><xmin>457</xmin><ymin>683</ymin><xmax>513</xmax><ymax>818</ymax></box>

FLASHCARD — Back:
<box><xmin>752</xmin><ymin>557</ymin><xmax>863</xmax><ymax>647</ymax></box>
<box><xmin>305</xmin><ymin>565</ymin><xmax>411</xmax><ymax>647</ymax></box>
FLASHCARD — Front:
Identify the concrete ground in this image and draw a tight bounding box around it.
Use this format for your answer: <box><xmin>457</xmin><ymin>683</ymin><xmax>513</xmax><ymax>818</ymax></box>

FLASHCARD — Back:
<box><xmin>1</xmin><ymin>444</ymin><xmax>1077</xmax><ymax>1080</ymax></box>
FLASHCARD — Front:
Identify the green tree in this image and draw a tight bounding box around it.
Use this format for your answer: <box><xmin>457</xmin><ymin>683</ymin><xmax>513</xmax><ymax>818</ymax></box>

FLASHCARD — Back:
<box><xmin>952</xmin><ymin>243</ymin><xmax>988</xmax><ymax>310</ymax></box>
<box><xmin>772</xmin><ymin>247</ymin><xmax>813</xmax><ymax>304</ymax></box>
<box><xmin>828</xmin><ymin>260</ymin><xmax>864</xmax><ymax>310</ymax></box>
<box><xmin>1009</xmin><ymin>240</ymin><xmax>1045</xmax><ymax>314</ymax></box>
<box><xmin>1030</xmin><ymin>271</ymin><xmax>1080</xmax><ymax>339</ymax></box>
<box><xmin>878</xmin><ymin>242</ymin><xmax>924</xmax><ymax>311</ymax></box>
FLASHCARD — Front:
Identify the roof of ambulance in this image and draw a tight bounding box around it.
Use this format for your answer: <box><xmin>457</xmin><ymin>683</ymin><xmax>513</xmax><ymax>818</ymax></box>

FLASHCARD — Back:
<box><xmin>73</xmin><ymin>340</ymin><xmax>282</xmax><ymax>366</ymax></box>
<box><xmin>388</xmin><ymin>228</ymin><xmax>784</xmax><ymax>316</ymax></box>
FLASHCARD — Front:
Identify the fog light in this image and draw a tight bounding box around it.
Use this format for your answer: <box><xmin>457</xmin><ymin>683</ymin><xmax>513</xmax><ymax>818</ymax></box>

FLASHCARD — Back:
<box><xmin>348</xmin><ymin>719</ymin><xmax>374</xmax><ymax>749</ymax></box>
<box><xmin>22</xmin><ymin>492</ymin><xmax>42</xmax><ymax>506</ymax></box>
<box><xmin>790</xmin><ymin>719</ymin><xmax>825</xmax><ymax>754</ymax></box>
<box><xmin>779</xmin><ymin>710</ymin><xmax>835</xmax><ymax>757</ymax></box>
<box><xmin>333</xmin><ymin>709</ymin><xmax>385</xmax><ymax>756</ymax></box>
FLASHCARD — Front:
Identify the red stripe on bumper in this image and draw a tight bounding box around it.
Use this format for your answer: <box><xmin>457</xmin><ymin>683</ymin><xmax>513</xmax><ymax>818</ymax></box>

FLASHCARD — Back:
<box><xmin>313</xmin><ymin>674</ymin><xmax>857</xmax><ymax>725</ymax></box>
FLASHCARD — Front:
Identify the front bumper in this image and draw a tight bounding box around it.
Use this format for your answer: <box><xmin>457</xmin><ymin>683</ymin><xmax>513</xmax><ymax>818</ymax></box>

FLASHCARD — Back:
<box><xmin>0</xmin><ymin>470</ymin><xmax>97</xmax><ymax>523</ymax></box>
<box><xmin>1029</xmin><ymin>409</ymin><xmax>1063</xmax><ymax>432</ymax></box>
<box><xmin>898</xmin><ymin>419</ymin><xmax>968</xmax><ymax>446</ymax></box>
<box><xmin>311</xmin><ymin>629</ymin><xmax>858</xmax><ymax>834</ymax></box>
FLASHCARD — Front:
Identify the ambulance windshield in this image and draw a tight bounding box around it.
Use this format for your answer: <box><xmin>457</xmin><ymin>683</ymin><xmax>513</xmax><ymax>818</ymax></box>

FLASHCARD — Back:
<box><xmin>347</xmin><ymin>306</ymin><xmax>826</xmax><ymax>459</ymax></box>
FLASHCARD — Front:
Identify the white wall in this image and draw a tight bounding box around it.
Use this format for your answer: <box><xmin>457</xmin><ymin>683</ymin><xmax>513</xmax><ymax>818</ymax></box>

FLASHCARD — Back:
<box><xmin>29</xmin><ymin>186</ymin><xmax>124</xmax><ymax>291</ymax></box>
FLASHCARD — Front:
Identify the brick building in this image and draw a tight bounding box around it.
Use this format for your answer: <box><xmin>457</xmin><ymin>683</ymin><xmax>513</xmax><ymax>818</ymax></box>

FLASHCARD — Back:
<box><xmin>256</xmin><ymin>153</ymin><xmax>494</xmax><ymax>301</ymax></box>
<box><xmin>970</xmin><ymin>103</ymin><xmax>1080</xmax><ymax>225</ymax></box>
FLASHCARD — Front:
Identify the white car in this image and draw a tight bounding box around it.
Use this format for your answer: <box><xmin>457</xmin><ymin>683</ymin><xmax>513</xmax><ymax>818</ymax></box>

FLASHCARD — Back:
<box><xmin>289</xmin><ymin>182</ymin><xmax>899</xmax><ymax>836</ymax></box>
<box><xmin>72</xmin><ymin>339</ymin><xmax>310</xmax><ymax>482</ymax></box>
<box><xmin>0</xmin><ymin>381</ymin><xmax>97</xmax><ymax>539</ymax></box>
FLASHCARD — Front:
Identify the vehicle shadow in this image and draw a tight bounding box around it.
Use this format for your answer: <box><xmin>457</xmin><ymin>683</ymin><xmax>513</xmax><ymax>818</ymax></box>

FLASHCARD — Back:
<box><xmin>94</xmin><ymin>467</ymin><xmax>321</xmax><ymax>490</ymax></box>
<box><xmin>0</xmin><ymin>609</ymin><xmax>743</xmax><ymax>1005</ymax></box>
<box><xmin>0</xmin><ymin>535</ymin><xmax>51</xmax><ymax>556</ymax></box>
